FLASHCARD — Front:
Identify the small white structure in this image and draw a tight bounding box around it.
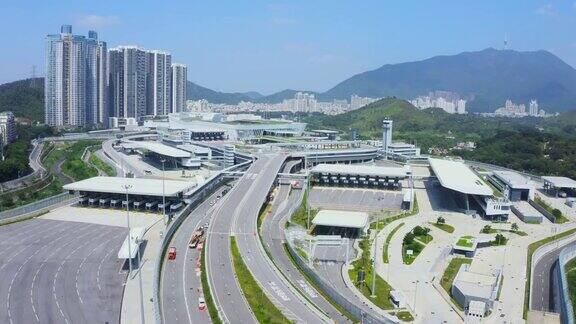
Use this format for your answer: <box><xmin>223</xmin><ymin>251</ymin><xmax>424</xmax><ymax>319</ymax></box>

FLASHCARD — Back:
<box><xmin>312</xmin><ymin>209</ymin><xmax>369</xmax><ymax>236</ymax></box>
<box><xmin>118</xmin><ymin>227</ymin><xmax>146</xmax><ymax>260</ymax></box>
<box><xmin>452</xmin><ymin>264</ymin><xmax>501</xmax><ymax>311</ymax></box>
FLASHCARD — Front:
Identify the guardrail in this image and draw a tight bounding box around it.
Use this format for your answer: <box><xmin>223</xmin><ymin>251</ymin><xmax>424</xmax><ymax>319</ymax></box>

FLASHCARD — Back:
<box><xmin>284</xmin><ymin>231</ymin><xmax>398</xmax><ymax>324</ymax></box>
<box><xmin>558</xmin><ymin>244</ymin><xmax>576</xmax><ymax>324</ymax></box>
<box><xmin>153</xmin><ymin>159</ymin><xmax>252</xmax><ymax>324</ymax></box>
<box><xmin>0</xmin><ymin>192</ymin><xmax>77</xmax><ymax>222</ymax></box>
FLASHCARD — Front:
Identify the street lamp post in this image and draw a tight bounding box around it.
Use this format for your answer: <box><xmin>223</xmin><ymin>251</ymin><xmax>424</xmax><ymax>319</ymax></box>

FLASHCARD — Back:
<box><xmin>124</xmin><ymin>184</ymin><xmax>133</xmax><ymax>275</ymax></box>
<box><xmin>371</xmin><ymin>220</ymin><xmax>380</xmax><ymax>297</ymax></box>
<box><xmin>137</xmin><ymin>238</ymin><xmax>145</xmax><ymax>324</ymax></box>
<box><xmin>161</xmin><ymin>158</ymin><xmax>167</xmax><ymax>225</ymax></box>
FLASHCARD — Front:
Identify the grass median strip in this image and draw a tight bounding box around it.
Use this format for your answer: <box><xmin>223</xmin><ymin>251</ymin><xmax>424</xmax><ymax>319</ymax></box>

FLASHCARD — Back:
<box><xmin>383</xmin><ymin>222</ymin><xmax>404</xmax><ymax>263</ymax></box>
<box><xmin>200</xmin><ymin>244</ymin><xmax>222</xmax><ymax>324</ymax></box>
<box><xmin>230</xmin><ymin>237</ymin><xmax>291</xmax><ymax>324</ymax></box>
<box><xmin>89</xmin><ymin>152</ymin><xmax>116</xmax><ymax>176</ymax></box>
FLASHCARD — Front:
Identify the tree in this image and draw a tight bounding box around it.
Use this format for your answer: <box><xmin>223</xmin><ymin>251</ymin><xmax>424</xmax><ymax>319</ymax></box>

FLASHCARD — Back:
<box><xmin>482</xmin><ymin>225</ymin><xmax>492</xmax><ymax>234</ymax></box>
<box><xmin>403</xmin><ymin>232</ymin><xmax>415</xmax><ymax>246</ymax></box>
<box><xmin>494</xmin><ymin>233</ymin><xmax>507</xmax><ymax>245</ymax></box>
<box><xmin>511</xmin><ymin>223</ymin><xmax>519</xmax><ymax>232</ymax></box>
<box><xmin>436</xmin><ymin>216</ymin><xmax>445</xmax><ymax>224</ymax></box>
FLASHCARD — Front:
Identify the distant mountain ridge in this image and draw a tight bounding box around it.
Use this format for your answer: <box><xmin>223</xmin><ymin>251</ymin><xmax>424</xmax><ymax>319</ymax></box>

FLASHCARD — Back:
<box><xmin>187</xmin><ymin>48</ymin><xmax>576</xmax><ymax>112</ymax></box>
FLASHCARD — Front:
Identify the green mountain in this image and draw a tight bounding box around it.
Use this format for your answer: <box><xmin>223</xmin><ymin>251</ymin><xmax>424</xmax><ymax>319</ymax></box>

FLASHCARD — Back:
<box><xmin>320</xmin><ymin>48</ymin><xmax>576</xmax><ymax>112</ymax></box>
<box><xmin>0</xmin><ymin>78</ymin><xmax>44</xmax><ymax>122</ymax></box>
<box><xmin>186</xmin><ymin>81</ymin><xmax>255</xmax><ymax>104</ymax></box>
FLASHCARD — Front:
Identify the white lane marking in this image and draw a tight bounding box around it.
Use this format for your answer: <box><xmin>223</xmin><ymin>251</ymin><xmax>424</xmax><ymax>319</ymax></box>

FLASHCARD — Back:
<box><xmin>8</xmin><ymin>222</ymin><xmax>92</xmax><ymax>324</ymax></box>
<box><xmin>75</xmin><ymin>238</ymin><xmax>111</xmax><ymax>304</ymax></box>
<box><xmin>51</xmin><ymin>227</ymin><xmax>111</xmax><ymax>324</ymax></box>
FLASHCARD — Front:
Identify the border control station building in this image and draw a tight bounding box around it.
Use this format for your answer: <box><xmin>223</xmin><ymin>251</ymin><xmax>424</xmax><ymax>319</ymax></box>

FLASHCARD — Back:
<box><xmin>63</xmin><ymin>176</ymin><xmax>195</xmax><ymax>213</ymax></box>
<box><xmin>429</xmin><ymin>158</ymin><xmax>511</xmax><ymax>220</ymax></box>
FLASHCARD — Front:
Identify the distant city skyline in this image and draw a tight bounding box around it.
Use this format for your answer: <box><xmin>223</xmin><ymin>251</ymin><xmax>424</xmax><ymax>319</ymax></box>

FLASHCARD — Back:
<box><xmin>1</xmin><ymin>0</ymin><xmax>576</xmax><ymax>94</ymax></box>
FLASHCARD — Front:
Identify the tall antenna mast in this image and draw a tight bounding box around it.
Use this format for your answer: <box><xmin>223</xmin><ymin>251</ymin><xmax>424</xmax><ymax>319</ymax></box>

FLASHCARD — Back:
<box><xmin>504</xmin><ymin>34</ymin><xmax>509</xmax><ymax>50</ymax></box>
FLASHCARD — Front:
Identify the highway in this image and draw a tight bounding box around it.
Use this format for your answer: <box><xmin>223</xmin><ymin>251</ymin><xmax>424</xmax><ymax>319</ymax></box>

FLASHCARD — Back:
<box><xmin>231</xmin><ymin>153</ymin><xmax>328</xmax><ymax>323</ymax></box>
<box><xmin>0</xmin><ymin>219</ymin><xmax>126</xmax><ymax>324</ymax></box>
<box><xmin>1</xmin><ymin>139</ymin><xmax>46</xmax><ymax>191</ymax></box>
<box><xmin>160</xmin><ymin>185</ymin><xmax>229</xmax><ymax>324</ymax></box>
<box><xmin>531</xmin><ymin>241</ymin><xmax>576</xmax><ymax>312</ymax></box>
<box><xmin>206</xmin><ymin>158</ymin><xmax>260</xmax><ymax>323</ymax></box>
<box><xmin>102</xmin><ymin>139</ymin><xmax>144</xmax><ymax>177</ymax></box>
<box><xmin>261</xmin><ymin>183</ymin><xmax>352</xmax><ymax>323</ymax></box>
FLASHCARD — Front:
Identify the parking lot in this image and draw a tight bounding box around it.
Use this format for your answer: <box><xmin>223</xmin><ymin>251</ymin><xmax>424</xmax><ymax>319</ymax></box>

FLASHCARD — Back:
<box><xmin>0</xmin><ymin>218</ymin><xmax>126</xmax><ymax>324</ymax></box>
<box><xmin>309</xmin><ymin>187</ymin><xmax>403</xmax><ymax>212</ymax></box>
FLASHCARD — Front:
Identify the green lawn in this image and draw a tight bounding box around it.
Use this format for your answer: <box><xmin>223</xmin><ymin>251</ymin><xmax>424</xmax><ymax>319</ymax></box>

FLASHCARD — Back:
<box><xmin>383</xmin><ymin>223</ymin><xmax>404</xmax><ymax>263</ymax></box>
<box><xmin>230</xmin><ymin>237</ymin><xmax>290</xmax><ymax>324</ymax></box>
<box><xmin>456</xmin><ymin>236</ymin><xmax>474</xmax><ymax>248</ymax></box>
<box><xmin>290</xmin><ymin>189</ymin><xmax>318</xmax><ymax>229</ymax></box>
<box><xmin>534</xmin><ymin>196</ymin><xmax>569</xmax><ymax>224</ymax></box>
<box><xmin>60</xmin><ymin>140</ymin><xmax>101</xmax><ymax>181</ymax></box>
<box><xmin>440</xmin><ymin>258</ymin><xmax>472</xmax><ymax>293</ymax></box>
<box><xmin>89</xmin><ymin>153</ymin><xmax>116</xmax><ymax>176</ymax></box>
<box><xmin>523</xmin><ymin>227</ymin><xmax>576</xmax><ymax>318</ymax></box>
<box><xmin>402</xmin><ymin>242</ymin><xmax>424</xmax><ymax>265</ymax></box>
<box><xmin>393</xmin><ymin>310</ymin><xmax>415</xmax><ymax>322</ymax></box>
<box><xmin>415</xmin><ymin>234</ymin><xmax>433</xmax><ymax>244</ymax></box>
<box><xmin>0</xmin><ymin>176</ymin><xmax>64</xmax><ymax>211</ymax></box>
<box><xmin>565</xmin><ymin>258</ymin><xmax>576</xmax><ymax>313</ymax></box>
<box><xmin>431</xmin><ymin>222</ymin><xmax>455</xmax><ymax>233</ymax></box>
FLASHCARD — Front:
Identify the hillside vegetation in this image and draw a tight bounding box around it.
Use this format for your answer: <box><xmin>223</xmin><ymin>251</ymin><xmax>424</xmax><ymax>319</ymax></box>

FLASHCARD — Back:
<box><xmin>303</xmin><ymin>97</ymin><xmax>576</xmax><ymax>179</ymax></box>
<box><xmin>0</xmin><ymin>78</ymin><xmax>44</xmax><ymax>122</ymax></box>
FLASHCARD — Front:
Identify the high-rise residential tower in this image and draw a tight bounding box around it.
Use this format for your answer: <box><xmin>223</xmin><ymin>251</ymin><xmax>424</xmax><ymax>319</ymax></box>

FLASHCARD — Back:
<box><xmin>171</xmin><ymin>63</ymin><xmax>187</xmax><ymax>113</ymax></box>
<box><xmin>148</xmin><ymin>51</ymin><xmax>172</xmax><ymax>116</ymax></box>
<box><xmin>45</xmin><ymin>25</ymin><xmax>106</xmax><ymax>127</ymax></box>
<box><xmin>108</xmin><ymin>46</ymin><xmax>149</xmax><ymax>120</ymax></box>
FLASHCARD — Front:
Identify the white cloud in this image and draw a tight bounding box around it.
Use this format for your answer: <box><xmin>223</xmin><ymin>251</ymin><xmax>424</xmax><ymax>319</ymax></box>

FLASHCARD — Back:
<box><xmin>74</xmin><ymin>15</ymin><xmax>120</xmax><ymax>29</ymax></box>
<box><xmin>535</xmin><ymin>4</ymin><xmax>558</xmax><ymax>16</ymax></box>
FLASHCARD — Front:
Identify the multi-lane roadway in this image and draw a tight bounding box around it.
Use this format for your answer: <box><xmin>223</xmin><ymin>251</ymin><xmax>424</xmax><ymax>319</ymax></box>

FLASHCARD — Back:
<box><xmin>160</xmin><ymin>186</ymin><xmax>229</xmax><ymax>323</ymax></box>
<box><xmin>262</xmin><ymin>183</ymin><xmax>352</xmax><ymax>322</ymax></box>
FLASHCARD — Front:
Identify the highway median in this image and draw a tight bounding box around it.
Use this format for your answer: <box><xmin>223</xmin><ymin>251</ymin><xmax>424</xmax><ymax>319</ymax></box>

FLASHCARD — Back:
<box><xmin>230</xmin><ymin>237</ymin><xmax>291</xmax><ymax>324</ymax></box>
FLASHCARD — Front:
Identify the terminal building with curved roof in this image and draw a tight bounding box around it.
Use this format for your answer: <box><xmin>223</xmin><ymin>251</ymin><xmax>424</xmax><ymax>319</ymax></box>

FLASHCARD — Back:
<box><xmin>429</xmin><ymin>158</ymin><xmax>511</xmax><ymax>219</ymax></box>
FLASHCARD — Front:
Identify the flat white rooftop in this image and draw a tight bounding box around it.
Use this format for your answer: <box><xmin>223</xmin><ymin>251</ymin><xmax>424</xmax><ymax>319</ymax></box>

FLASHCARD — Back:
<box><xmin>493</xmin><ymin>171</ymin><xmax>533</xmax><ymax>190</ymax></box>
<box><xmin>122</xmin><ymin>140</ymin><xmax>191</xmax><ymax>158</ymax></box>
<box><xmin>311</xmin><ymin>163</ymin><xmax>409</xmax><ymax>178</ymax></box>
<box><xmin>63</xmin><ymin>176</ymin><xmax>195</xmax><ymax>197</ymax></box>
<box><xmin>453</xmin><ymin>264</ymin><xmax>498</xmax><ymax>300</ymax></box>
<box><xmin>429</xmin><ymin>158</ymin><xmax>492</xmax><ymax>196</ymax></box>
<box><xmin>542</xmin><ymin>176</ymin><xmax>576</xmax><ymax>189</ymax></box>
<box><xmin>312</xmin><ymin>209</ymin><xmax>369</xmax><ymax>229</ymax></box>
<box><xmin>118</xmin><ymin>227</ymin><xmax>146</xmax><ymax>259</ymax></box>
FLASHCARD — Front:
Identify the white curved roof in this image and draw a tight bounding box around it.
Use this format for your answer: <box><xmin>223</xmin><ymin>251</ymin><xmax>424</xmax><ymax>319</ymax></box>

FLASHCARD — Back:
<box><xmin>429</xmin><ymin>158</ymin><xmax>492</xmax><ymax>196</ymax></box>
<box><xmin>122</xmin><ymin>141</ymin><xmax>191</xmax><ymax>158</ymax></box>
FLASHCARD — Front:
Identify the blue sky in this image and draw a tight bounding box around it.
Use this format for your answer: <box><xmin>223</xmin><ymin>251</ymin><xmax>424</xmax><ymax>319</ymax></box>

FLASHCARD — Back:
<box><xmin>1</xmin><ymin>0</ymin><xmax>575</xmax><ymax>94</ymax></box>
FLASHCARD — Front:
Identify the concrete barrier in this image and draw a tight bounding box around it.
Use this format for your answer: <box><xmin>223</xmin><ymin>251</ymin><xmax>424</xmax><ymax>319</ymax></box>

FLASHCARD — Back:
<box><xmin>153</xmin><ymin>160</ymin><xmax>252</xmax><ymax>323</ymax></box>
<box><xmin>558</xmin><ymin>245</ymin><xmax>576</xmax><ymax>324</ymax></box>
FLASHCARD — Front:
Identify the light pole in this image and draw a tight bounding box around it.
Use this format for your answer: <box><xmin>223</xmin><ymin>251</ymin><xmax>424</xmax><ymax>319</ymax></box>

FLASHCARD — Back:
<box><xmin>124</xmin><ymin>184</ymin><xmax>133</xmax><ymax>275</ymax></box>
<box><xmin>137</xmin><ymin>237</ymin><xmax>145</xmax><ymax>324</ymax></box>
<box><xmin>122</xmin><ymin>184</ymin><xmax>133</xmax><ymax>324</ymax></box>
<box><xmin>371</xmin><ymin>220</ymin><xmax>381</xmax><ymax>298</ymax></box>
<box><xmin>161</xmin><ymin>158</ymin><xmax>167</xmax><ymax>225</ymax></box>
<box><xmin>413</xmin><ymin>280</ymin><xmax>419</xmax><ymax>314</ymax></box>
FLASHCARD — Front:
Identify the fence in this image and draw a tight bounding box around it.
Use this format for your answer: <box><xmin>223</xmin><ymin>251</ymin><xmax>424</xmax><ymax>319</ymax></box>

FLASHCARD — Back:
<box><xmin>284</xmin><ymin>231</ymin><xmax>398</xmax><ymax>324</ymax></box>
<box><xmin>0</xmin><ymin>192</ymin><xmax>77</xmax><ymax>221</ymax></box>
<box><xmin>558</xmin><ymin>244</ymin><xmax>576</xmax><ymax>324</ymax></box>
<box><xmin>152</xmin><ymin>160</ymin><xmax>252</xmax><ymax>324</ymax></box>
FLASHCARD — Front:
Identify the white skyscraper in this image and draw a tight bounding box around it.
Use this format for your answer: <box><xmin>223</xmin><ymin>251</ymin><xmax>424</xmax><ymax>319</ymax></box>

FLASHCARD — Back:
<box><xmin>171</xmin><ymin>63</ymin><xmax>187</xmax><ymax>113</ymax></box>
<box><xmin>529</xmin><ymin>100</ymin><xmax>539</xmax><ymax>116</ymax></box>
<box><xmin>45</xmin><ymin>25</ymin><xmax>105</xmax><ymax>127</ymax></box>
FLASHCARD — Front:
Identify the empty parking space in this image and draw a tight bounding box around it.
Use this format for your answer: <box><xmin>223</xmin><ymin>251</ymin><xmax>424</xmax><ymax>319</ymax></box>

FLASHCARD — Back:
<box><xmin>0</xmin><ymin>218</ymin><xmax>126</xmax><ymax>324</ymax></box>
<box><xmin>309</xmin><ymin>187</ymin><xmax>403</xmax><ymax>212</ymax></box>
